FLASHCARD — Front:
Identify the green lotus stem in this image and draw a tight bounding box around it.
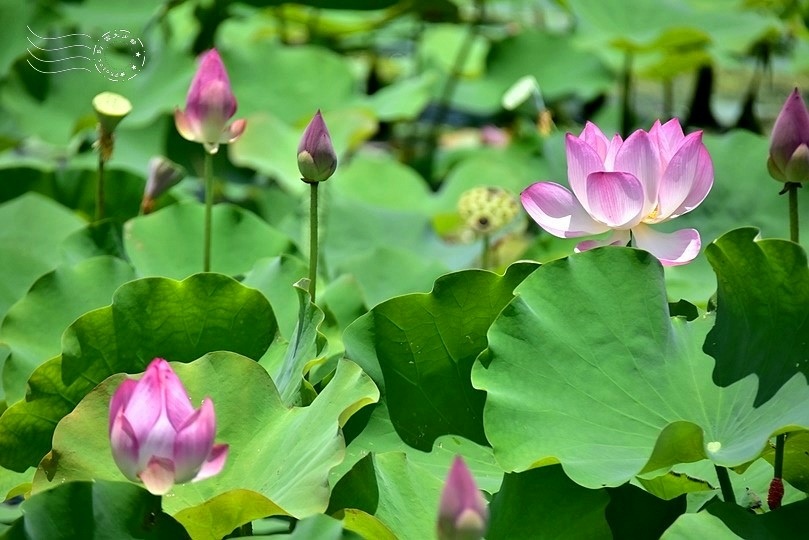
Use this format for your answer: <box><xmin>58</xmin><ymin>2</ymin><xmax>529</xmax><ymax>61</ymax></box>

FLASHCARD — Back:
<box><xmin>203</xmin><ymin>151</ymin><xmax>214</xmax><ymax>272</ymax></box>
<box><xmin>788</xmin><ymin>183</ymin><xmax>799</xmax><ymax>244</ymax></box>
<box><xmin>773</xmin><ymin>184</ymin><xmax>799</xmax><ymax>480</ymax></box>
<box><xmin>308</xmin><ymin>182</ymin><xmax>319</xmax><ymax>303</ymax></box>
<box><xmin>714</xmin><ymin>465</ymin><xmax>736</xmax><ymax>504</ymax></box>
<box><xmin>96</xmin><ymin>154</ymin><xmax>106</xmax><ymax>221</ymax></box>
<box><xmin>774</xmin><ymin>433</ymin><xmax>786</xmax><ymax>480</ymax></box>
<box><xmin>481</xmin><ymin>233</ymin><xmax>491</xmax><ymax>270</ymax></box>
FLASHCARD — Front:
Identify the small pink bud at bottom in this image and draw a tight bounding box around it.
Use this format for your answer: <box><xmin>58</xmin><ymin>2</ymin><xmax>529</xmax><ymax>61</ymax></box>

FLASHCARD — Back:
<box><xmin>768</xmin><ymin>477</ymin><xmax>784</xmax><ymax>510</ymax></box>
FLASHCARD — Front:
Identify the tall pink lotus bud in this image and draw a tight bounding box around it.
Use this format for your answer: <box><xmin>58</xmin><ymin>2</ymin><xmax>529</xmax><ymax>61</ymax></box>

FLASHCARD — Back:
<box><xmin>297</xmin><ymin>110</ymin><xmax>337</xmax><ymax>183</ymax></box>
<box><xmin>174</xmin><ymin>49</ymin><xmax>246</xmax><ymax>155</ymax></box>
<box><xmin>109</xmin><ymin>358</ymin><xmax>228</xmax><ymax>495</ymax></box>
<box><xmin>768</xmin><ymin>88</ymin><xmax>809</xmax><ymax>184</ymax></box>
<box><xmin>437</xmin><ymin>456</ymin><xmax>488</xmax><ymax>540</ymax></box>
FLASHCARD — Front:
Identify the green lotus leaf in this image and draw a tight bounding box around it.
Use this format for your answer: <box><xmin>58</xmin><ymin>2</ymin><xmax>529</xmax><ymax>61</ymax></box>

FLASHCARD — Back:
<box><xmin>472</xmin><ymin>246</ymin><xmax>809</xmax><ymax>488</ymax></box>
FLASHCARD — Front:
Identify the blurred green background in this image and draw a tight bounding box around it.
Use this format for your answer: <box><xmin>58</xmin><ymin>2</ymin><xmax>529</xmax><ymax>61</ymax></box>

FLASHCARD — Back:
<box><xmin>0</xmin><ymin>0</ymin><xmax>808</xmax><ymax>307</ymax></box>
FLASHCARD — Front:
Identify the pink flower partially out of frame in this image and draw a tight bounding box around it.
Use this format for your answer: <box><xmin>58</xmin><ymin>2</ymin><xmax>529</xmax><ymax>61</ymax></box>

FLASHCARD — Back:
<box><xmin>521</xmin><ymin>119</ymin><xmax>713</xmax><ymax>266</ymax></box>
<box><xmin>174</xmin><ymin>49</ymin><xmax>246</xmax><ymax>154</ymax></box>
<box><xmin>109</xmin><ymin>358</ymin><xmax>228</xmax><ymax>495</ymax></box>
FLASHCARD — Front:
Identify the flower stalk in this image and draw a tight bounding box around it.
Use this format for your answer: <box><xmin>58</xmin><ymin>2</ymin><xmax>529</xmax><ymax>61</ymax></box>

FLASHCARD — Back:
<box><xmin>308</xmin><ymin>182</ymin><xmax>319</xmax><ymax>302</ymax></box>
<box><xmin>175</xmin><ymin>48</ymin><xmax>245</xmax><ymax>272</ymax></box>
<box><xmin>715</xmin><ymin>465</ymin><xmax>736</xmax><ymax>505</ymax></box>
<box><xmin>768</xmin><ymin>88</ymin><xmax>808</xmax><ymax>492</ymax></box>
<box><xmin>92</xmin><ymin>92</ymin><xmax>132</xmax><ymax>221</ymax></box>
<box><xmin>297</xmin><ymin>110</ymin><xmax>337</xmax><ymax>303</ymax></box>
<box><xmin>203</xmin><ymin>152</ymin><xmax>214</xmax><ymax>272</ymax></box>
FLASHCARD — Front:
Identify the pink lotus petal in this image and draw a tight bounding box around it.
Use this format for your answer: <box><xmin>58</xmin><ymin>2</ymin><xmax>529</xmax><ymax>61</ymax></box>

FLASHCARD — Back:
<box><xmin>770</xmin><ymin>89</ymin><xmax>809</xmax><ymax>174</ymax></box>
<box><xmin>137</xmin><ymin>412</ymin><xmax>179</xmax><ymax>472</ymax></box>
<box><xmin>574</xmin><ymin>230</ymin><xmax>631</xmax><ymax>252</ymax></box>
<box><xmin>174</xmin><ymin>109</ymin><xmax>199</xmax><ymax>143</ymax></box>
<box><xmin>438</xmin><ymin>457</ymin><xmax>488</xmax><ymax>540</ymax></box>
<box><xmin>185</xmin><ymin>50</ymin><xmax>237</xmax><ymax>125</ymax></box>
<box><xmin>521</xmin><ymin>182</ymin><xmax>609</xmax><ymax>237</ymax></box>
<box><xmin>632</xmin><ymin>224</ymin><xmax>700</xmax><ymax>266</ymax></box>
<box><xmin>221</xmin><ymin>118</ymin><xmax>247</xmax><ymax>143</ymax></box>
<box><xmin>173</xmin><ymin>399</ymin><xmax>217</xmax><ymax>483</ymax></box>
<box><xmin>193</xmin><ymin>443</ymin><xmax>229</xmax><ymax>483</ymax></box>
<box><xmin>565</xmin><ymin>134</ymin><xmax>606</xmax><ymax>206</ymax></box>
<box><xmin>109</xmin><ymin>378</ymin><xmax>137</xmax><ymax>435</ymax></box>
<box><xmin>122</xmin><ymin>362</ymin><xmax>163</xmax><ymax>438</ymax></box>
<box><xmin>785</xmin><ymin>144</ymin><xmax>809</xmax><ymax>183</ymax></box>
<box><xmin>139</xmin><ymin>456</ymin><xmax>177</xmax><ymax>496</ymax></box>
<box><xmin>146</xmin><ymin>359</ymin><xmax>195</xmax><ymax>430</ymax></box>
<box><xmin>656</xmin><ymin>132</ymin><xmax>713</xmax><ymax>221</ymax></box>
<box><xmin>579</xmin><ymin>122</ymin><xmax>610</xmax><ymax>160</ymax></box>
<box><xmin>651</xmin><ymin>118</ymin><xmax>686</xmax><ymax>162</ymax></box>
<box><xmin>109</xmin><ymin>413</ymin><xmax>140</xmax><ymax>482</ymax></box>
<box><xmin>603</xmin><ymin>133</ymin><xmax>623</xmax><ymax>170</ymax></box>
<box><xmin>615</xmin><ymin>129</ymin><xmax>659</xmax><ymax>216</ymax></box>
<box><xmin>582</xmin><ymin>172</ymin><xmax>645</xmax><ymax>229</ymax></box>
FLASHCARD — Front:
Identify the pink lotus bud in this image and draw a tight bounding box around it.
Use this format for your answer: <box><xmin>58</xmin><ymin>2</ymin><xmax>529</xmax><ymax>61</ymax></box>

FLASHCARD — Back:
<box><xmin>141</xmin><ymin>157</ymin><xmax>185</xmax><ymax>214</ymax></box>
<box><xmin>768</xmin><ymin>88</ymin><xmax>809</xmax><ymax>184</ymax></box>
<box><xmin>437</xmin><ymin>456</ymin><xmax>488</xmax><ymax>540</ymax></box>
<box><xmin>174</xmin><ymin>49</ymin><xmax>246</xmax><ymax>155</ymax></box>
<box><xmin>109</xmin><ymin>358</ymin><xmax>228</xmax><ymax>495</ymax></box>
<box><xmin>297</xmin><ymin>110</ymin><xmax>337</xmax><ymax>183</ymax></box>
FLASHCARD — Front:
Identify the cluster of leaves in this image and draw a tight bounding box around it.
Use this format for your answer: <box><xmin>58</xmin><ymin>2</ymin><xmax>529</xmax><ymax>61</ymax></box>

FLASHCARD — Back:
<box><xmin>0</xmin><ymin>0</ymin><xmax>808</xmax><ymax>538</ymax></box>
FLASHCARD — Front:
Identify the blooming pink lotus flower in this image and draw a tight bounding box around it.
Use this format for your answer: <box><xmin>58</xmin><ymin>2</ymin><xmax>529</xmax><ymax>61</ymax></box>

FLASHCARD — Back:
<box><xmin>109</xmin><ymin>358</ymin><xmax>228</xmax><ymax>495</ymax></box>
<box><xmin>437</xmin><ymin>456</ymin><xmax>488</xmax><ymax>540</ymax></box>
<box><xmin>768</xmin><ymin>88</ymin><xmax>809</xmax><ymax>184</ymax></box>
<box><xmin>175</xmin><ymin>49</ymin><xmax>246</xmax><ymax>154</ymax></box>
<box><xmin>297</xmin><ymin>110</ymin><xmax>337</xmax><ymax>183</ymax></box>
<box><xmin>521</xmin><ymin>119</ymin><xmax>713</xmax><ymax>266</ymax></box>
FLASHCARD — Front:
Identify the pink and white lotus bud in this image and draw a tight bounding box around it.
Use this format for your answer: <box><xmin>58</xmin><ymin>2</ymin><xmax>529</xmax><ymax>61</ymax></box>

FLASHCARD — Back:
<box><xmin>109</xmin><ymin>358</ymin><xmax>228</xmax><ymax>495</ymax></box>
<box><xmin>174</xmin><ymin>49</ymin><xmax>246</xmax><ymax>155</ymax></box>
<box><xmin>141</xmin><ymin>157</ymin><xmax>185</xmax><ymax>214</ymax></box>
<box><xmin>297</xmin><ymin>110</ymin><xmax>337</xmax><ymax>183</ymax></box>
<box><xmin>437</xmin><ymin>456</ymin><xmax>488</xmax><ymax>540</ymax></box>
<box><xmin>768</xmin><ymin>88</ymin><xmax>809</xmax><ymax>184</ymax></box>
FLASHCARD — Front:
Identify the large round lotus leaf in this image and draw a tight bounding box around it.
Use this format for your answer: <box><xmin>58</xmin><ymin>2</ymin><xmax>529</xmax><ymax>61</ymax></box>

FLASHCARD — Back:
<box><xmin>221</xmin><ymin>43</ymin><xmax>356</xmax><ymax>125</ymax></box>
<box><xmin>34</xmin><ymin>354</ymin><xmax>379</xmax><ymax>533</ymax></box>
<box><xmin>0</xmin><ymin>256</ymin><xmax>135</xmax><ymax>404</ymax></box>
<box><xmin>0</xmin><ymin>194</ymin><xmax>86</xmax><ymax>320</ymax></box>
<box><xmin>0</xmin><ymin>273</ymin><xmax>275</xmax><ymax>472</ymax></box>
<box><xmin>661</xmin><ymin>499</ymin><xmax>809</xmax><ymax>539</ymax></box>
<box><xmin>123</xmin><ymin>202</ymin><xmax>291</xmax><ymax>279</ymax></box>
<box><xmin>343</xmin><ymin>263</ymin><xmax>538</xmax><ymax>450</ymax></box>
<box><xmin>2</xmin><ymin>480</ymin><xmax>189</xmax><ymax>540</ymax></box>
<box><xmin>472</xmin><ymin>245</ymin><xmax>809</xmax><ymax>488</ymax></box>
<box><xmin>488</xmin><ymin>466</ymin><xmax>611</xmax><ymax>539</ymax></box>
<box><xmin>704</xmin><ymin>228</ymin><xmax>809</xmax><ymax>405</ymax></box>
